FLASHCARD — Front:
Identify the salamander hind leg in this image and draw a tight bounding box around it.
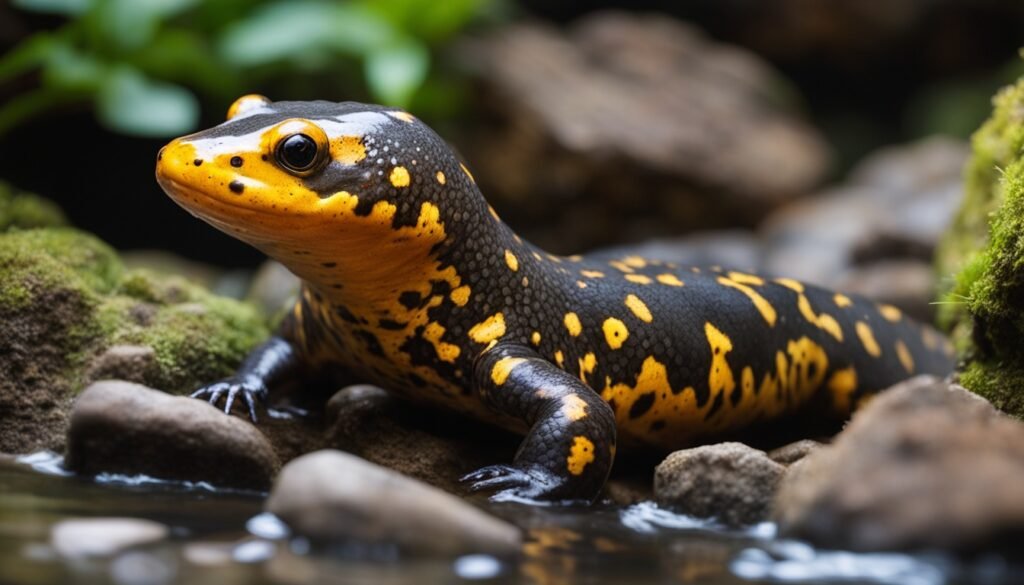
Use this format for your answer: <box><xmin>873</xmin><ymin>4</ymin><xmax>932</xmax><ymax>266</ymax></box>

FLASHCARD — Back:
<box><xmin>461</xmin><ymin>343</ymin><xmax>616</xmax><ymax>503</ymax></box>
<box><xmin>192</xmin><ymin>336</ymin><xmax>300</xmax><ymax>422</ymax></box>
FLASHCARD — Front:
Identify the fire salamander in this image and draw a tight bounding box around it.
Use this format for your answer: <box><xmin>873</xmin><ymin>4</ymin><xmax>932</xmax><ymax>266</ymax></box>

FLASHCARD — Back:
<box><xmin>156</xmin><ymin>95</ymin><xmax>956</xmax><ymax>502</ymax></box>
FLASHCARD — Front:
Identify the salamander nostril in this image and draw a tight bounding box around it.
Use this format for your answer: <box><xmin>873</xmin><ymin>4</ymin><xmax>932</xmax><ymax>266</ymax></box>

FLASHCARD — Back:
<box><xmin>194</xmin><ymin>159</ymin><xmax>203</xmax><ymax>166</ymax></box>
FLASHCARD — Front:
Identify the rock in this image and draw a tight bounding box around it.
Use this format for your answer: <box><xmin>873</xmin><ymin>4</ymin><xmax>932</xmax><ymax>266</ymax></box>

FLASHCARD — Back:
<box><xmin>766</xmin><ymin>439</ymin><xmax>823</xmax><ymax>466</ymax></box>
<box><xmin>935</xmin><ymin>72</ymin><xmax>1024</xmax><ymax>418</ymax></box>
<box><xmin>834</xmin><ymin>259</ymin><xmax>936</xmax><ymax>322</ymax></box>
<box><xmin>266</xmin><ymin>450</ymin><xmax>522</xmax><ymax>555</ymax></box>
<box><xmin>85</xmin><ymin>345</ymin><xmax>159</xmax><ymax>386</ymax></box>
<box><xmin>457</xmin><ymin>12</ymin><xmax>828</xmax><ymax>253</ymax></box>
<box><xmin>0</xmin><ymin>181</ymin><xmax>67</xmax><ymax>231</ymax></box>
<box><xmin>763</xmin><ymin>137</ymin><xmax>966</xmax><ymax>287</ymax></box>
<box><xmin>66</xmin><ymin>381</ymin><xmax>279</xmax><ymax>490</ymax></box>
<box><xmin>773</xmin><ymin>376</ymin><xmax>1024</xmax><ymax>555</ymax></box>
<box><xmin>246</xmin><ymin>260</ymin><xmax>300</xmax><ymax>319</ymax></box>
<box><xmin>654</xmin><ymin>442</ymin><xmax>785</xmax><ymax>526</ymax></box>
<box><xmin>325</xmin><ymin>385</ymin><xmax>517</xmax><ymax>495</ymax></box>
<box><xmin>120</xmin><ymin>250</ymin><xmax>224</xmax><ymax>291</ymax></box>
<box><xmin>0</xmin><ymin>227</ymin><xmax>269</xmax><ymax>454</ymax></box>
<box><xmin>51</xmin><ymin>518</ymin><xmax>168</xmax><ymax>559</ymax></box>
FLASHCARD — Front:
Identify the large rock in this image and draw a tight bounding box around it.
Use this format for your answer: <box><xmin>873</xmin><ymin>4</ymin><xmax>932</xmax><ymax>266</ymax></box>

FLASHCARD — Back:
<box><xmin>51</xmin><ymin>518</ymin><xmax>168</xmax><ymax>559</ymax></box>
<box><xmin>654</xmin><ymin>442</ymin><xmax>785</xmax><ymax>526</ymax></box>
<box><xmin>66</xmin><ymin>381</ymin><xmax>279</xmax><ymax>490</ymax></box>
<box><xmin>774</xmin><ymin>376</ymin><xmax>1024</xmax><ymax>555</ymax></box>
<box><xmin>457</xmin><ymin>12</ymin><xmax>829</xmax><ymax>253</ymax></box>
<box><xmin>266</xmin><ymin>450</ymin><xmax>522</xmax><ymax>555</ymax></box>
<box><xmin>0</xmin><ymin>226</ymin><xmax>268</xmax><ymax>454</ymax></box>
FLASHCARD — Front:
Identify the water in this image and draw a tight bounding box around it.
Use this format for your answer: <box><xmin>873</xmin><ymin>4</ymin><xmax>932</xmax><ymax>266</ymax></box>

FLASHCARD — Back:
<box><xmin>0</xmin><ymin>455</ymin><xmax>1018</xmax><ymax>585</ymax></box>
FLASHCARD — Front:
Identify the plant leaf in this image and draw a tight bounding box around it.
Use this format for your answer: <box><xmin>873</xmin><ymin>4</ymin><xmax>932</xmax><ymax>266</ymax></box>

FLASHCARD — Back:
<box><xmin>97</xmin><ymin>66</ymin><xmax>198</xmax><ymax>137</ymax></box>
<box><xmin>365</xmin><ymin>40</ymin><xmax>428</xmax><ymax>107</ymax></box>
<box><xmin>13</xmin><ymin>0</ymin><xmax>92</xmax><ymax>16</ymax></box>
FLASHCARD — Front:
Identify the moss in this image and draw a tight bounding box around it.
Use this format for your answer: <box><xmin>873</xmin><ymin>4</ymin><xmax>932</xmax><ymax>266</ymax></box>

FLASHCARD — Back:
<box><xmin>938</xmin><ymin>68</ymin><xmax>1024</xmax><ymax>418</ymax></box>
<box><xmin>0</xmin><ymin>182</ymin><xmax>68</xmax><ymax>231</ymax></box>
<box><xmin>0</xmin><ymin>226</ymin><xmax>269</xmax><ymax>452</ymax></box>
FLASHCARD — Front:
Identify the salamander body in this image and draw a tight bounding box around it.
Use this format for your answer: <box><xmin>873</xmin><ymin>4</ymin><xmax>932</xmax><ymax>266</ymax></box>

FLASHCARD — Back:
<box><xmin>156</xmin><ymin>96</ymin><xmax>955</xmax><ymax>501</ymax></box>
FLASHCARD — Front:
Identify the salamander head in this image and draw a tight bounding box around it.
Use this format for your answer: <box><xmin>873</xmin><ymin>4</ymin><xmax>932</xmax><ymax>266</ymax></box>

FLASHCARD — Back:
<box><xmin>156</xmin><ymin>95</ymin><xmax>483</xmax><ymax>258</ymax></box>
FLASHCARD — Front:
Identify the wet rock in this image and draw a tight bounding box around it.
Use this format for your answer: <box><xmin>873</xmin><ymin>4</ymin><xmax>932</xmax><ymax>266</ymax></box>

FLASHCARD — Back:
<box><xmin>457</xmin><ymin>12</ymin><xmax>828</xmax><ymax>253</ymax></box>
<box><xmin>85</xmin><ymin>345</ymin><xmax>159</xmax><ymax>386</ymax></box>
<box><xmin>51</xmin><ymin>518</ymin><xmax>168</xmax><ymax>559</ymax></box>
<box><xmin>767</xmin><ymin>439</ymin><xmax>823</xmax><ymax>466</ymax></box>
<box><xmin>325</xmin><ymin>385</ymin><xmax>517</xmax><ymax>495</ymax></box>
<box><xmin>66</xmin><ymin>381</ymin><xmax>279</xmax><ymax>490</ymax></box>
<box><xmin>762</xmin><ymin>137</ymin><xmax>966</xmax><ymax>287</ymax></box>
<box><xmin>774</xmin><ymin>376</ymin><xmax>1024</xmax><ymax>555</ymax></box>
<box><xmin>266</xmin><ymin>450</ymin><xmax>522</xmax><ymax>555</ymax></box>
<box><xmin>654</xmin><ymin>442</ymin><xmax>785</xmax><ymax>526</ymax></box>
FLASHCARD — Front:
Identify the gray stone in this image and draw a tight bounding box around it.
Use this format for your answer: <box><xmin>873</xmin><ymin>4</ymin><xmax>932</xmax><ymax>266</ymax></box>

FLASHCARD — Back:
<box><xmin>66</xmin><ymin>381</ymin><xmax>279</xmax><ymax>490</ymax></box>
<box><xmin>774</xmin><ymin>376</ymin><xmax>1024</xmax><ymax>555</ymax></box>
<box><xmin>85</xmin><ymin>345</ymin><xmax>159</xmax><ymax>386</ymax></box>
<box><xmin>654</xmin><ymin>442</ymin><xmax>785</xmax><ymax>526</ymax></box>
<box><xmin>767</xmin><ymin>439</ymin><xmax>823</xmax><ymax>466</ymax></box>
<box><xmin>51</xmin><ymin>518</ymin><xmax>168</xmax><ymax>559</ymax></box>
<box><xmin>246</xmin><ymin>260</ymin><xmax>300</xmax><ymax>318</ymax></box>
<box><xmin>834</xmin><ymin>259</ymin><xmax>936</xmax><ymax>322</ymax></box>
<box><xmin>266</xmin><ymin>450</ymin><xmax>522</xmax><ymax>555</ymax></box>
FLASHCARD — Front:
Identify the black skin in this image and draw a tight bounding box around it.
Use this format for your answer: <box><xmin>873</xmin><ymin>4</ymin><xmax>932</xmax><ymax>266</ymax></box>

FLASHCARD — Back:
<box><xmin>196</xmin><ymin>338</ymin><xmax>616</xmax><ymax>502</ymax></box>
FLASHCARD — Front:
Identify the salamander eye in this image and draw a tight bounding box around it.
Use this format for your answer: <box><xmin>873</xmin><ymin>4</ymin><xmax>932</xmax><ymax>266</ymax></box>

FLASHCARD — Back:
<box><xmin>277</xmin><ymin>134</ymin><xmax>319</xmax><ymax>172</ymax></box>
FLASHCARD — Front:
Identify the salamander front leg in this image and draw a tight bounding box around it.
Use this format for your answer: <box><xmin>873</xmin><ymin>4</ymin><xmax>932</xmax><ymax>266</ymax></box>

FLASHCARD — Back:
<box><xmin>461</xmin><ymin>343</ymin><xmax>616</xmax><ymax>503</ymax></box>
<box><xmin>191</xmin><ymin>335</ymin><xmax>299</xmax><ymax>422</ymax></box>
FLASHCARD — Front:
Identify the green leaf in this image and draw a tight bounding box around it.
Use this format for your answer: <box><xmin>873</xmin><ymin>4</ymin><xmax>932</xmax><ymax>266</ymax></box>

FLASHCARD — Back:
<box><xmin>365</xmin><ymin>40</ymin><xmax>428</xmax><ymax>107</ymax></box>
<box><xmin>219</xmin><ymin>1</ymin><xmax>348</xmax><ymax>66</ymax></box>
<box><xmin>94</xmin><ymin>0</ymin><xmax>201</xmax><ymax>51</ymax></box>
<box><xmin>0</xmin><ymin>34</ymin><xmax>57</xmax><ymax>83</ymax></box>
<box><xmin>359</xmin><ymin>0</ymin><xmax>485</xmax><ymax>42</ymax></box>
<box><xmin>41</xmin><ymin>42</ymin><xmax>105</xmax><ymax>91</ymax></box>
<box><xmin>13</xmin><ymin>0</ymin><xmax>92</xmax><ymax>16</ymax></box>
<box><xmin>97</xmin><ymin>66</ymin><xmax>198</xmax><ymax>137</ymax></box>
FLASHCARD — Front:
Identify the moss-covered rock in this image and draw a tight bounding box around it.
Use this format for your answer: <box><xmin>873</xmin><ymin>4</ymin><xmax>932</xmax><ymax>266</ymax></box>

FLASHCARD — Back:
<box><xmin>936</xmin><ymin>69</ymin><xmax>1024</xmax><ymax>417</ymax></box>
<box><xmin>0</xmin><ymin>227</ymin><xmax>269</xmax><ymax>454</ymax></box>
<box><xmin>0</xmin><ymin>182</ymin><xmax>68</xmax><ymax>231</ymax></box>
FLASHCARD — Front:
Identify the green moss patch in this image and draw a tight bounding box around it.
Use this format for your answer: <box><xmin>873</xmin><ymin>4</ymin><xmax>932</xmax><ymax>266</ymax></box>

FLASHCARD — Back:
<box><xmin>0</xmin><ymin>182</ymin><xmax>68</xmax><ymax>231</ymax></box>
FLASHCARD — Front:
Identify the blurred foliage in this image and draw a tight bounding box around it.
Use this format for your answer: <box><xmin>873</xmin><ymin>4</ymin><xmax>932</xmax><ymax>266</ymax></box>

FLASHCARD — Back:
<box><xmin>0</xmin><ymin>0</ymin><xmax>504</xmax><ymax>137</ymax></box>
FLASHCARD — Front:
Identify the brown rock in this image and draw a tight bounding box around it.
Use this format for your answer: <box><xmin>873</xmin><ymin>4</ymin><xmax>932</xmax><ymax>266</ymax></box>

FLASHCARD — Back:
<box><xmin>773</xmin><ymin>376</ymin><xmax>1024</xmax><ymax>555</ymax></box>
<box><xmin>457</xmin><ymin>12</ymin><xmax>828</xmax><ymax>253</ymax></box>
<box><xmin>66</xmin><ymin>380</ymin><xmax>279</xmax><ymax>490</ymax></box>
<box><xmin>84</xmin><ymin>345</ymin><xmax>159</xmax><ymax>386</ymax></box>
<box><xmin>767</xmin><ymin>439</ymin><xmax>823</xmax><ymax>466</ymax></box>
<box><xmin>655</xmin><ymin>442</ymin><xmax>785</xmax><ymax>526</ymax></box>
<box><xmin>266</xmin><ymin>450</ymin><xmax>522</xmax><ymax>555</ymax></box>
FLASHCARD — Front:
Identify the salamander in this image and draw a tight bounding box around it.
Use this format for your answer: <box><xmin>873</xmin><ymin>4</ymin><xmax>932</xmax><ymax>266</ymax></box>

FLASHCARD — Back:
<box><xmin>155</xmin><ymin>95</ymin><xmax>956</xmax><ymax>502</ymax></box>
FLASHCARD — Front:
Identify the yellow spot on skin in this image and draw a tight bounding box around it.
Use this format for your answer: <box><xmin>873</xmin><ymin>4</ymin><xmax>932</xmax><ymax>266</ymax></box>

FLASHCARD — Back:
<box><xmin>856</xmin><ymin>321</ymin><xmax>882</xmax><ymax>357</ymax></box>
<box><xmin>879</xmin><ymin>304</ymin><xmax>902</xmax><ymax>322</ymax></box>
<box><xmin>531</xmin><ymin>331</ymin><xmax>541</xmax><ymax>346</ymax></box>
<box><xmin>834</xmin><ymin>293</ymin><xmax>853</xmax><ymax>308</ymax></box>
<box><xmin>717</xmin><ymin>276</ymin><xmax>777</xmax><ymax>327</ymax></box>
<box><xmin>562</xmin><ymin>395</ymin><xmax>588</xmax><ymax>422</ymax></box>
<box><xmin>609</xmin><ymin>260</ymin><xmax>635</xmax><ymax>273</ymax></box>
<box><xmin>578</xmin><ymin>352</ymin><xmax>597</xmax><ymax>380</ymax></box>
<box><xmin>704</xmin><ymin>322</ymin><xmax>736</xmax><ymax>407</ymax></box>
<box><xmin>656</xmin><ymin>273</ymin><xmax>684</xmax><ymax>286</ymax></box>
<box><xmin>796</xmin><ymin>294</ymin><xmax>843</xmax><ymax>341</ymax></box>
<box><xmin>625</xmin><ymin>274</ymin><xmax>652</xmax><ymax>285</ymax></box>
<box><xmin>450</xmin><ymin>285</ymin><xmax>471</xmax><ymax>307</ymax></box>
<box><xmin>895</xmin><ymin>340</ymin><xmax>915</xmax><ymax>373</ymax></box>
<box><xmin>435</xmin><ymin>171</ymin><xmax>446</xmax><ymax>185</ymax></box>
<box><xmin>564</xmin><ymin>313</ymin><xmax>582</xmax><ymax>337</ymax></box>
<box><xmin>423</xmin><ymin>322</ymin><xmax>461</xmax><ymax>363</ymax></box>
<box><xmin>504</xmin><ymin>249</ymin><xmax>519</xmax><ymax>272</ymax></box>
<box><xmin>775</xmin><ymin>278</ymin><xmax>805</xmax><ymax>293</ymax></box>
<box><xmin>469</xmin><ymin>313</ymin><xmax>506</xmax><ymax>344</ymax></box>
<box><xmin>603</xmin><ymin>318</ymin><xmax>629</xmax><ymax>349</ymax></box>
<box><xmin>827</xmin><ymin>366</ymin><xmax>858</xmax><ymax>414</ymax></box>
<box><xmin>491</xmin><ymin>357</ymin><xmax>526</xmax><ymax>386</ymax></box>
<box><xmin>388</xmin><ymin>111</ymin><xmax>416</xmax><ymax>123</ymax></box>
<box><xmin>567</xmin><ymin>436</ymin><xmax>595</xmax><ymax>476</ymax></box>
<box><xmin>331</xmin><ymin>135</ymin><xmax>367</xmax><ymax>165</ymax></box>
<box><xmin>624</xmin><ymin>294</ymin><xmax>653</xmax><ymax>322</ymax></box>
<box><xmin>727</xmin><ymin>272</ymin><xmax>764</xmax><ymax>286</ymax></box>
<box><xmin>623</xmin><ymin>256</ymin><xmax>647</xmax><ymax>268</ymax></box>
<box><xmin>460</xmin><ymin>162</ymin><xmax>475</xmax><ymax>183</ymax></box>
<box><xmin>554</xmin><ymin>350</ymin><xmax>564</xmax><ymax>367</ymax></box>
<box><xmin>389</xmin><ymin>166</ymin><xmax>410</xmax><ymax>188</ymax></box>
<box><xmin>581</xmin><ymin>270</ymin><xmax>606</xmax><ymax>278</ymax></box>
